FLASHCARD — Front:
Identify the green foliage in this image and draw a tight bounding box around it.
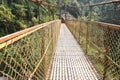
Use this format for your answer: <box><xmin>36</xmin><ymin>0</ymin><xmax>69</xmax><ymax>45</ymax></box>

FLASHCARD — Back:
<box><xmin>0</xmin><ymin>0</ymin><xmax>59</xmax><ymax>37</ymax></box>
<box><xmin>0</xmin><ymin>5</ymin><xmax>15</xmax><ymax>23</ymax></box>
<box><xmin>32</xmin><ymin>17</ymin><xmax>39</xmax><ymax>25</ymax></box>
<box><xmin>0</xmin><ymin>5</ymin><xmax>15</xmax><ymax>35</ymax></box>
<box><xmin>16</xmin><ymin>20</ymin><xmax>27</xmax><ymax>29</ymax></box>
<box><xmin>63</xmin><ymin>0</ymin><xmax>69</xmax><ymax>5</ymax></box>
<box><xmin>0</xmin><ymin>29</ymin><xmax>5</xmax><ymax>36</ymax></box>
<box><xmin>67</xmin><ymin>2</ymin><xmax>80</xmax><ymax>18</ymax></box>
<box><xmin>11</xmin><ymin>3</ymin><xmax>27</xmax><ymax>19</ymax></box>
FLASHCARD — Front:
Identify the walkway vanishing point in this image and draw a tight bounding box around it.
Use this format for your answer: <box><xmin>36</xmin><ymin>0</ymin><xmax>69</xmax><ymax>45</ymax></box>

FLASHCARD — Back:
<box><xmin>0</xmin><ymin>20</ymin><xmax>119</xmax><ymax>80</ymax></box>
<box><xmin>47</xmin><ymin>24</ymin><xmax>101</xmax><ymax>80</ymax></box>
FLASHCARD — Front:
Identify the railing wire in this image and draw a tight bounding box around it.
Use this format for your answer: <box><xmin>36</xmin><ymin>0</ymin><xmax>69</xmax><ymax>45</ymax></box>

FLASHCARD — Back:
<box><xmin>65</xmin><ymin>20</ymin><xmax>120</xmax><ymax>80</ymax></box>
<box><xmin>0</xmin><ymin>20</ymin><xmax>61</xmax><ymax>80</ymax></box>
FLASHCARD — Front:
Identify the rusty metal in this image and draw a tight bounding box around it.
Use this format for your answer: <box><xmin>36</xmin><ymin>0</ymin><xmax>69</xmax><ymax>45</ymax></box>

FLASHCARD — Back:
<box><xmin>30</xmin><ymin>0</ymin><xmax>54</xmax><ymax>7</ymax></box>
<box><xmin>30</xmin><ymin>0</ymin><xmax>55</xmax><ymax>23</ymax></box>
<box><xmin>0</xmin><ymin>21</ymin><xmax>57</xmax><ymax>48</ymax></box>
<box><xmin>86</xmin><ymin>22</ymin><xmax>89</xmax><ymax>54</ymax></box>
<box><xmin>65</xmin><ymin>20</ymin><xmax>120</xmax><ymax>80</ymax></box>
<box><xmin>68</xmin><ymin>1</ymin><xmax>120</xmax><ymax>25</ymax></box>
<box><xmin>0</xmin><ymin>20</ymin><xmax>61</xmax><ymax>80</ymax></box>
<box><xmin>47</xmin><ymin>24</ymin><xmax>101</xmax><ymax>80</ymax></box>
<box><xmin>68</xmin><ymin>0</ymin><xmax>120</xmax><ymax>8</ymax></box>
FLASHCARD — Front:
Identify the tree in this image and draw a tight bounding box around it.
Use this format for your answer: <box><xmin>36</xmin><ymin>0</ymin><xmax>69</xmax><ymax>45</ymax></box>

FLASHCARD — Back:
<box><xmin>67</xmin><ymin>1</ymin><xmax>80</xmax><ymax>18</ymax></box>
<box><xmin>0</xmin><ymin>0</ymin><xmax>59</xmax><ymax>37</ymax></box>
<box><xmin>0</xmin><ymin>5</ymin><xmax>15</xmax><ymax>34</ymax></box>
<box><xmin>12</xmin><ymin>3</ymin><xmax>27</xmax><ymax>20</ymax></box>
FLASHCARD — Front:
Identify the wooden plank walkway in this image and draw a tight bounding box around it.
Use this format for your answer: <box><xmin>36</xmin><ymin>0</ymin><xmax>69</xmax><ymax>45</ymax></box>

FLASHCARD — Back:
<box><xmin>47</xmin><ymin>24</ymin><xmax>101</xmax><ymax>80</ymax></box>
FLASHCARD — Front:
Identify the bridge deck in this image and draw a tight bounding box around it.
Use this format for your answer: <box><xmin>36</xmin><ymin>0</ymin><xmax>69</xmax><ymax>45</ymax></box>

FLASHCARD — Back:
<box><xmin>47</xmin><ymin>24</ymin><xmax>100</xmax><ymax>80</ymax></box>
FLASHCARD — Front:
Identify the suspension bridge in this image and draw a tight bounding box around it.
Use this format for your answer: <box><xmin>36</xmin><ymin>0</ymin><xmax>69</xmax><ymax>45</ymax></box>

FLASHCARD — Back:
<box><xmin>0</xmin><ymin>1</ymin><xmax>120</xmax><ymax>80</ymax></box>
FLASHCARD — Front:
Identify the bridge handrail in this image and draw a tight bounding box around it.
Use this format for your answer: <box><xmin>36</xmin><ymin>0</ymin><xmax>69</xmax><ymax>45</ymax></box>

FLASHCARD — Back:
<box><xmin>0</xmin><ymin>20</ymin><xmax>61</xmax><ymax>80</ymax></box>
<box><xmin>69</xmin><ymin>0</ymin><xmax>120</xmax><ymax>8</ymax></box>
<box><xmin>65</xmin><ymin>20</ymin><xmax>120</xmax><ymax>80</ymax></box>
<box><xmin>67</xmin><ymin>20</ymin><xmax>120</xmax><ymax>29</ymax></box>
<box><xmin>0</xmin><ymin>20</ymin><xmax>59</xmax><ymax>49</ymax></box>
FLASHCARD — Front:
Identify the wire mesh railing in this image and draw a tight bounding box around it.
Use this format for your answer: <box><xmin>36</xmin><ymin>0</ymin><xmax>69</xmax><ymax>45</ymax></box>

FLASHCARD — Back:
<box><xmin>65</xmin><ymin>20</ymin><xmax>120</xmax><ymax>80</ymax></box>
<box><xmin>0</xmin><ymin>20</ymin><xmax>61</xmax><ymax>80</ymax></box>
<box><xmin>66</xmin><ymin>1</ymin><xmax>120</xmax><ymax>25</ymax></box>
<box><xmin>81</xmin><ymin>1</ymin><xmax>120</xmax><ymax>24</ymax></box>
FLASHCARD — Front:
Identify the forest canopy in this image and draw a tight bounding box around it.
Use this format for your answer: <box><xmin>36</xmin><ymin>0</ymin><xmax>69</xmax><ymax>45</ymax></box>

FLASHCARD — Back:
<box><xmin>0</xmin><ymin>0</ymin><xmax>58</xmax><ymax>37</ymax></box>
<box><xmin>1</xmin><ymin>0</ymin><xmax>119</xmax><ymax>37</ymax></box>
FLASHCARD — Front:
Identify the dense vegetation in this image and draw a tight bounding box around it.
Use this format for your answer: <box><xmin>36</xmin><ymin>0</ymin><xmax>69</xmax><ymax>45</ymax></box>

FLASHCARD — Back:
<box><xmin>0</xmin><ymin>0</ymin><xmax>58</xmax><ymax>37</ymax></box>
<box><xmin>0</xmin><ymin>0</ymin><xmax>120</xmax><ymax>37</ymax></box>
<box><xmin>63</xmin><ymin>0</ymin><xmax>120</xmax><ymax>25</ymax></box>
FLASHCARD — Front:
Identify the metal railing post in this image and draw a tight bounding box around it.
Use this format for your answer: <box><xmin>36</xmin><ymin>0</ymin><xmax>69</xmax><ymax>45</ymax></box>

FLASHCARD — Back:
<box><xmin>85</xmin><ymin>6</ymin><xmax>92</xmax><ymax>54</ymax></box>
<box><xmin>86</xmin><ymin>22</ymin><xmax>89</xmax><ymax>54</ymax></box>
<box><xmin>103</xmin><ymin>26</ymin><xmax>110</xmax><ymax>80</ymax></box>
<box><xmin>89</xmin><ymin>6</ymin><xmax>92</xmax><ymax>21</ymax></box>
<box><xmin>75</xmin><ymin>22</ymin><xmax>77</xmax><ymax>40</ymax></box>
<box><xmin>78</xmin><ymin>21</ymin><xmax>81</xmax><ymax>44</ymax></box>
<box><xmin>41</xmin><ymin>29</ymin><xmax>46</xmax><ymax>79</ymax></box>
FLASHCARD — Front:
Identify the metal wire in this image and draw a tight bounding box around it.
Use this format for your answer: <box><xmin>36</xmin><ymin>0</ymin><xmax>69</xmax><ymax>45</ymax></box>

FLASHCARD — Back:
<box><xmin>66</xmin><ymin>20</ymin><xmax>120</xmax><ymax>80</ymax></box>
<box><xmin>0</xmin><ymin>20</ymin><xmax>61</xmax><ymax>80</ymax></box>
<box><xmin>67</xmin><ymin>1</ymin><xmax>120</xmax><ymax>25</ymax></box>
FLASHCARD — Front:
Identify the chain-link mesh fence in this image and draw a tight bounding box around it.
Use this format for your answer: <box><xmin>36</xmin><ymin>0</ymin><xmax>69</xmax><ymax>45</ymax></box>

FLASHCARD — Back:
<box><xmin>66</xmin><ymin>1</ymin><xmax>120</xmax><ymax>25</ymax></box>
<box><xmin>66</xmin><ymin>20</ymin><xmax>120</xmax><ymax>80</ymax></box>
<box><xmin>0</xmin><ymin>20</ymin><xmax>61</xmax><ymax>80</ymax></box>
